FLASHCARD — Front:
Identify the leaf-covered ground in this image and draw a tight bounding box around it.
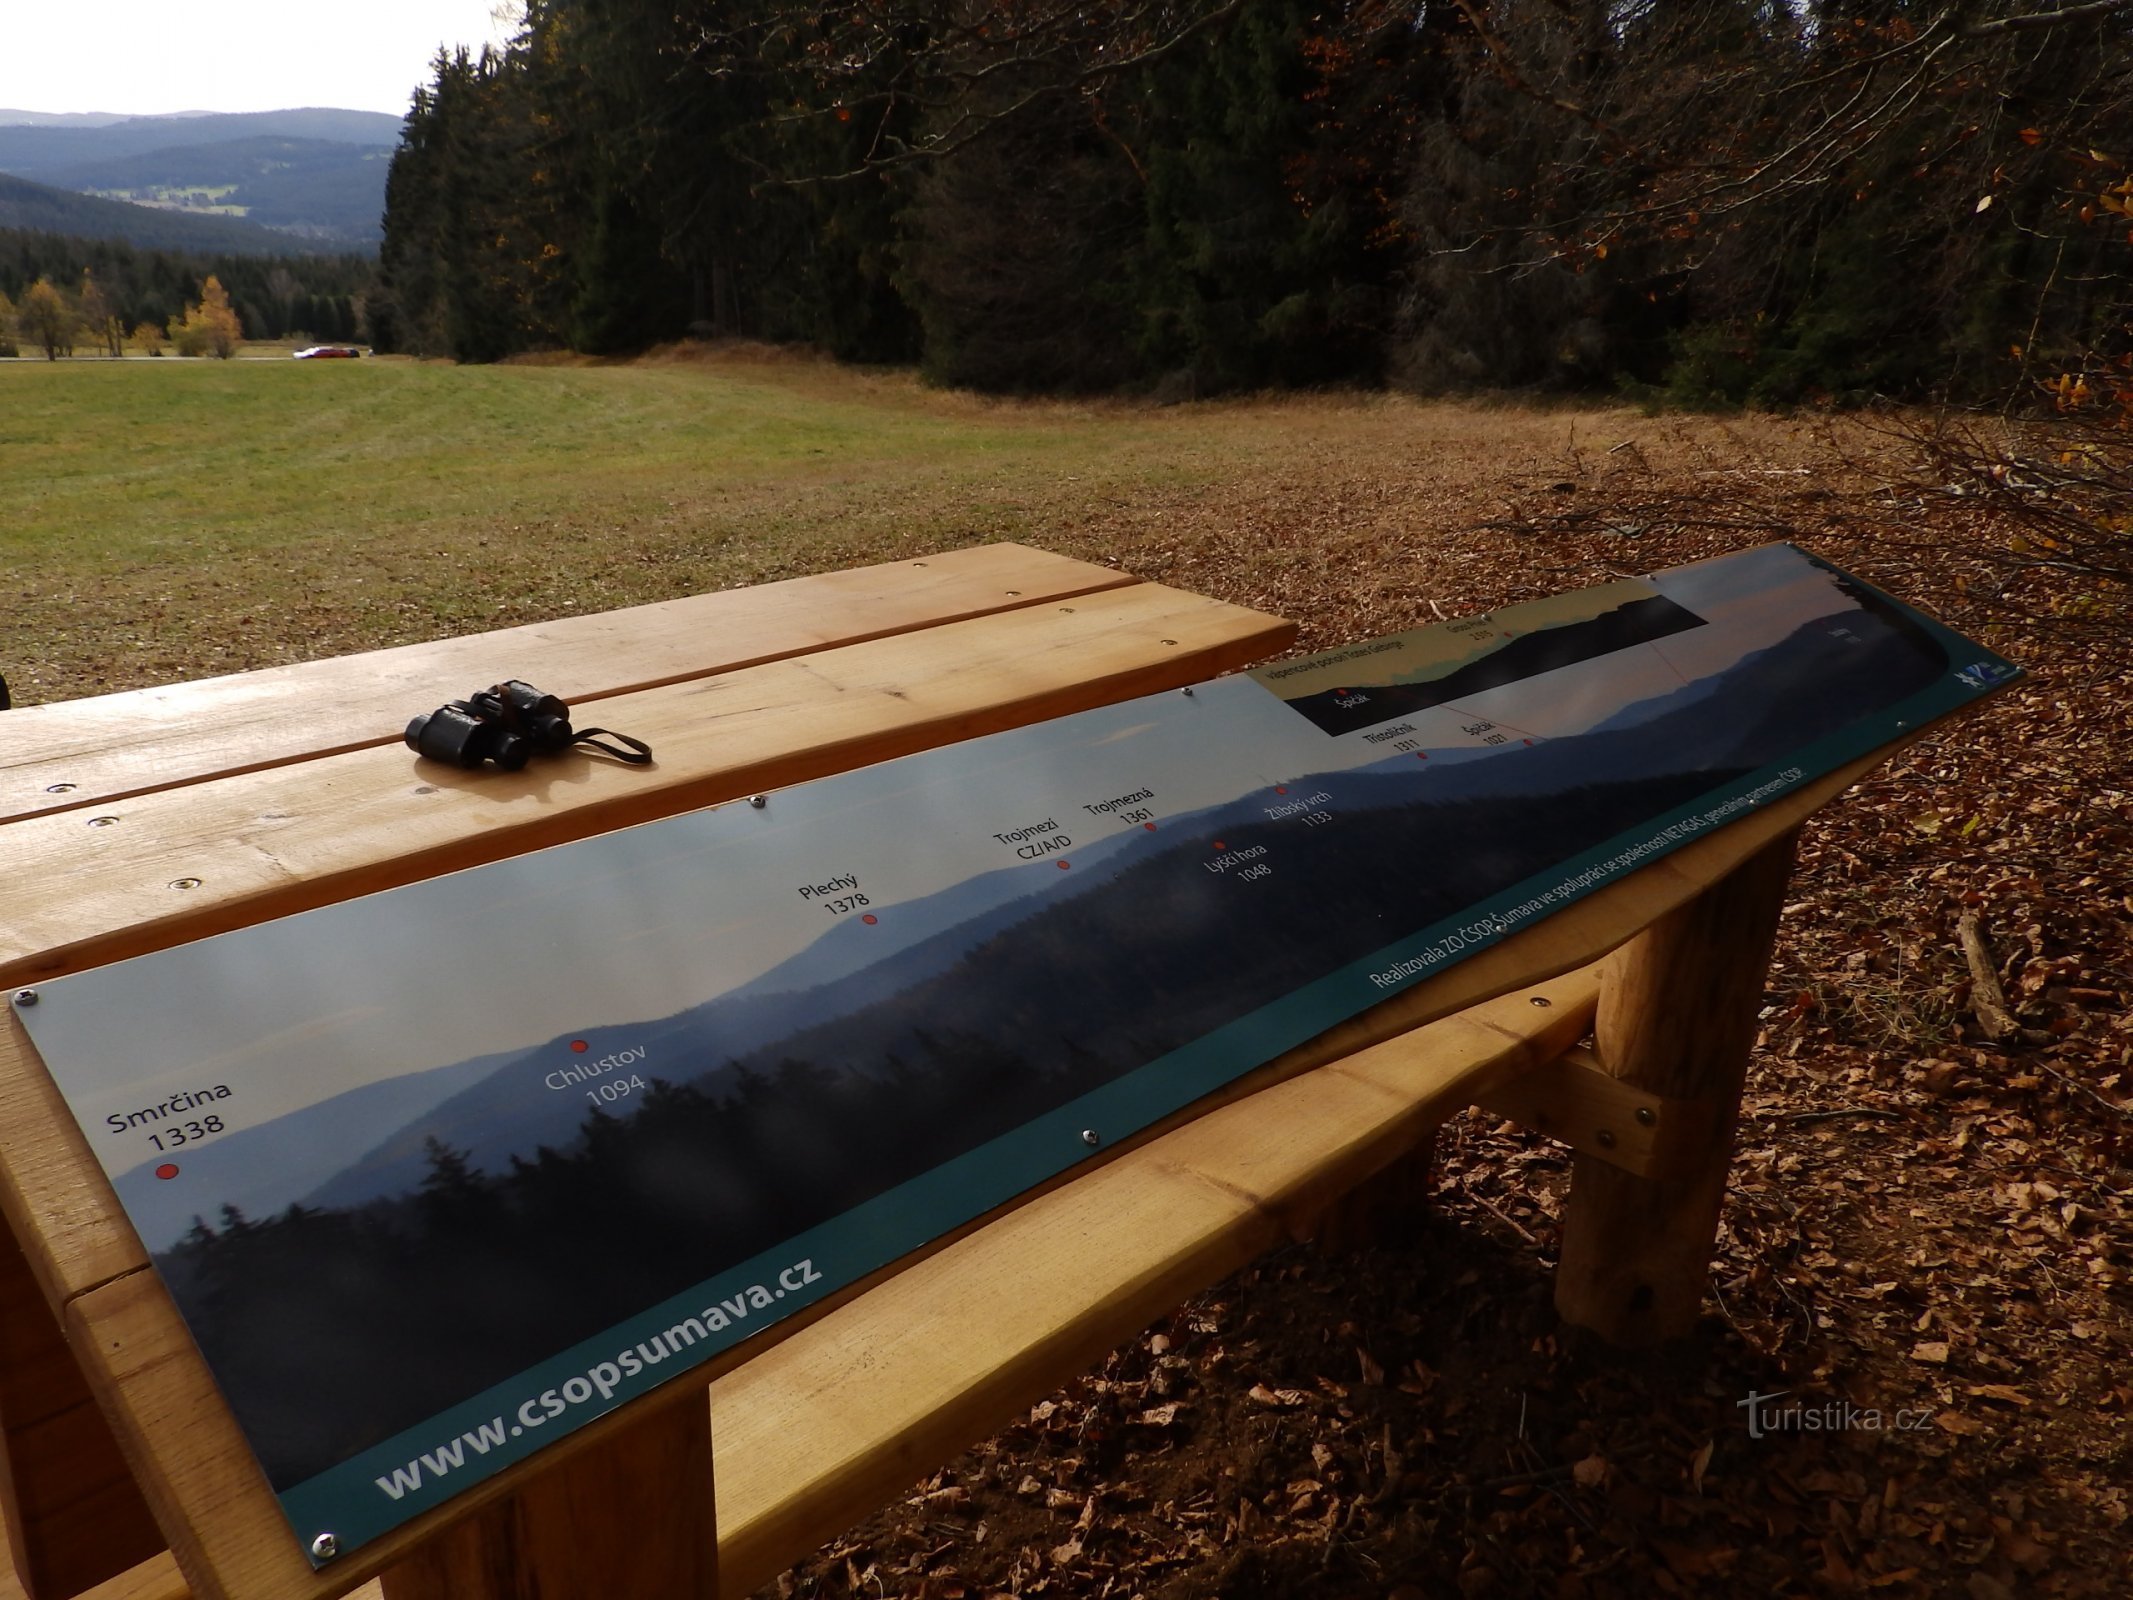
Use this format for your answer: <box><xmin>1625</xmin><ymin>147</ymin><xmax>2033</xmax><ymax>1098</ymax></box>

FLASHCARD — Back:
<box><xmin>8</xmin><ymin>350</ymin><xmax>2126</xmax><ymax>1596</ymax></box>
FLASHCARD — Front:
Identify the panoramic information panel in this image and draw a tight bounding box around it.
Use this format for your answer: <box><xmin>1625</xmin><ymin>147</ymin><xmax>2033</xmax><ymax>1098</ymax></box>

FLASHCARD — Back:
<box><xmin>18</xmin><ymin>543</ymin><xmax>2018</xmax><ymax>1558</ymax></box>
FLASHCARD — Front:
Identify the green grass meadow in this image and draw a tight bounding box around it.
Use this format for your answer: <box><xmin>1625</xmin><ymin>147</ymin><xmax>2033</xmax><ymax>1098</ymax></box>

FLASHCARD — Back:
<box><xmin>0</xmin><ymin>353</ymin><xmax>1240</xmax><ymax>701</ymax></box>
<box><xmin>1</xmin><ymin>350</ymin><xmax>1710</xmax><ymax>705</ymax></box>
<box><xmin>6</xmin><ymin>353</ymin><xmax>1138</xmax><ymax>569</ymax></box>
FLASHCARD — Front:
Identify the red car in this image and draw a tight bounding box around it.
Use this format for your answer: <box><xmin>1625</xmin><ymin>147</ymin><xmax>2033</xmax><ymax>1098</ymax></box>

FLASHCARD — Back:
<box><xmin>293</xmin><ymin>346</ymin><xmax>364</xmax><ymax>359</ymax></box>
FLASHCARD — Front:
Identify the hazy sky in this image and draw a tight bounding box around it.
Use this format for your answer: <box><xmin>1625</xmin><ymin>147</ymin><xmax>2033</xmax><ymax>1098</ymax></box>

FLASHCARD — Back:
<box><xmin>3</xmin><ymin>2</ymin><xmax>516</xmax><ymax>119</ymax></box>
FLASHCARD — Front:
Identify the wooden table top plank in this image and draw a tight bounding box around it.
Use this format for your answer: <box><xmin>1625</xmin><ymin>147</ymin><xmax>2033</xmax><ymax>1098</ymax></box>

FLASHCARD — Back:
<box><xmin>0</xmin><ymin>582</ymin><xmax>1293</xmax><ymax>990</ymax></box>
<box><xmin>1</xmin><ymin>544</ymin><xmax>1137</xmax><ymax>827</ymax></box>
<box><xmin>0</xmin><ymin>1009</ymin><xmax>149</xmax><ymax>1308</ymax></box>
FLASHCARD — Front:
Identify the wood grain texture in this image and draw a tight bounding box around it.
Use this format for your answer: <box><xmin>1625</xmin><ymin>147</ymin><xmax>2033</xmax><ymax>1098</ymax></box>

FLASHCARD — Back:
<box><xmin>1</xmin><ymin>544</ymin><xmax>1135</xmax><ymax>826</ymax></box>
<box><xmin>0</xmin><ymin>1011</ymin><xmax>147</xmax><ymax>1316</ymax></box>
<box><xmin>1473</xmin><ymin>1045</ymin><xmax>1670</xmax><ymax>1177</ymax></box>
<box><xmin>0</xmin><ymin>582</ymin><xmax>1291</xmax><ymax>991</ymax></box>
<box><xmin>72</xmin><ymin>1556</ymin><xmax>194</xmax><ymax>1600</ymax></box>
<box><xmin>0</xmin><ymin>1436</ymin><xmax>26</xmax><ymax>1600</ymax></box>
<box><xmin>376</xmin><ymin>1394</ymin><xmax>714</xmax><ymax>1600</ymax></box>
<box><xmin>0</xmin><ymin>1221</ymin><xmax>162</xmax><ymax>1600</ymax></box>
<box><xmin>71</xmin><ymin>1556</ymin><xmax>378</xmax><ymax>1600</ymax></box>
<box><xmin>1554</xmin><ymin>830</ymin><xmax>1802</xmax><ymax>1345</ymax></box>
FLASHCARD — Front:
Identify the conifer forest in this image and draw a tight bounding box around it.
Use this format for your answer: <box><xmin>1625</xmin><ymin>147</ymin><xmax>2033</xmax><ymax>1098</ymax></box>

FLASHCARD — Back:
<box><xmin>370</xmin><ymin>0</ymin><xmax>2132</xmax><ymax>403</ymax></box>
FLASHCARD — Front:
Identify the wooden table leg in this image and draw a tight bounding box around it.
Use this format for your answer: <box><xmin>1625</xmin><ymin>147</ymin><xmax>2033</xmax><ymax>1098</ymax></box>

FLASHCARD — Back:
<box><xmin>1555</xmin><ymin>831</ymin><xmax>1799</xmax><ymax>1346</ymax></box>
<box><xmin>378</xmin><ymin>1393</ymin><xmax>716</xmax><ymax>1600</ymax></box>
<box><xmin>0</xmin><ymin>1225</ymin><xmax>164</xmax><ymax>1599</ymax></box>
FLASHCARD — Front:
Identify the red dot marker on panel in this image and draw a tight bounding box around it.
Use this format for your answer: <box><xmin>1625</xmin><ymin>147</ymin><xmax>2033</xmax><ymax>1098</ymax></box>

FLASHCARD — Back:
<box><xmin>1144</xmin><ymin>821</ymin><xmax>1157</xmax><ymax>832</ymax></box>
<box><xmin>570</xmin><ymin>1039</ymin><xmax>589</xmax><ymax>1053</ymax></box>
<box><xmin>862</xmin><ymin>913</ymin><xmax>878</xmax><ymax>924</ymax></box>
<box><xmin>1057</xmin><ymin>860</ymin><xmax>1071</xmax><ymax>870</ymax></box>
<box><xmin>1523</xmin><ymin>738</ymin><xmax>1533</xmax><ymax>746</ymax></box>
<box><xmin>1276</xmin><ymin>786</ymin><xmax>1288</xmax><ymax>794</ymax></box>
<box><xmin>1213</xmin><ymin>840</ymin><xmax>1227</xmax><ymax>851</ymax></box>
<box><xmin>1415</xmin><ymin>752</ymin><xmax>1428</xmax><ymax>760</ymax></box>
<box><xmin>155</xmin><ymin>1163</ymin><xmax>179</xmax><ymax>1180</ymax></box>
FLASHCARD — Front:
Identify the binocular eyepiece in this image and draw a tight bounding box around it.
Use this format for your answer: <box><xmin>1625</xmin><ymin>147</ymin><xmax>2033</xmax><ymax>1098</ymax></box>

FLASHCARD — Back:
<box><xmin>406</xmin><ymin>681</ymin><xmax>586</xmax><ymax>771</ymax></box>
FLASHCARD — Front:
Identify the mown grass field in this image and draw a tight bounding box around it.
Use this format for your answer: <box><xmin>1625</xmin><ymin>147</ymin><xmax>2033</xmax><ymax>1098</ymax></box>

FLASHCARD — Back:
<box><xmin>4</xmin><ymin>349</ymin><xmax>1175</xmax><ymax>697</ymax></box>
<box><xmin>1</xmin><ymin>346</ymin><xmax>1830</xmax><ymax>703</ymax></box>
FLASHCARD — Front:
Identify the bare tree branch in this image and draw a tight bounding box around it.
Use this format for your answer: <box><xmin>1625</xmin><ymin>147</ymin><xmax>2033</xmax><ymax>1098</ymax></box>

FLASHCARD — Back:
<box><xmin>1964</xmin><ymin>0</ymin><xmax>2133</xmax><ymax>39</ymax></box>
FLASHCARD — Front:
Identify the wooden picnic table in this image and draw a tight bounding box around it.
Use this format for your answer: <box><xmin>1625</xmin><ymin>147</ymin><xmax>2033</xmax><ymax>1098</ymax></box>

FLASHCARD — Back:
<box><xmin>0</xmin><ymin>545</ymin><xmax>1923</xmax><ymax>1600</ymax></box>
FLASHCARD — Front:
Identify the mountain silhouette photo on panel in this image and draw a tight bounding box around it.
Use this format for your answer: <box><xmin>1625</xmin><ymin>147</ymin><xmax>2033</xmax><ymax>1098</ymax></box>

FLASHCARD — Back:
<box><xmin>1282</xmin><ymin>590</ymin><xmax>1709</xmax><ymax>735</ymax></box>
<box><xmin>146</xmin><ymin>573</ymin><xmax>1953</xmax><ymax>1491</ymax></box>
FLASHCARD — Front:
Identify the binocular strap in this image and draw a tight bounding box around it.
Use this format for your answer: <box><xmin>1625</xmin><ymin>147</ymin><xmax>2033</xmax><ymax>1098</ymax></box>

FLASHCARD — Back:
<box><xmin>571</xmin><ymin>727</ymin><xmax>655</xmax><ymax>765</ymax></box>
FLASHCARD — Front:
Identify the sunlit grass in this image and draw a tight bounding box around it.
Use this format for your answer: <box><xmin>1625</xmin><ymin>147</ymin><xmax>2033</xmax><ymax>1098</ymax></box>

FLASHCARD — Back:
<box><xmin>2</xmin><ymin>347</ymin><xmax>1777</xmax><ymax>704</ymax></box>
<box><xmin>0</xmin><ymin>350</ymin><xmax>1254</xmax><ymax>698</ymax></box>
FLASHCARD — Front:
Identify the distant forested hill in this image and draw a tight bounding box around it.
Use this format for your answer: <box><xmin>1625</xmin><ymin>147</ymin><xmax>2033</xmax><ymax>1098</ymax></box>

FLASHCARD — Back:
<box><xmin>0</xmin><ymin>174</ymin><xmax>308</xmax><ymax>254</ymax></box>
<box><xmin>0</xmin><ymin>109</ymin><xmax>400</xmax><ymax>174</ymax></box>
<box><xmin>0</xmin><ymin>109</ymin><xmax>399</xmax><ymax>250</ymax></box>
<box><xmin>0</xmin><ymin>225</ymin><xmax>373</xmax><ymax>341</ymax></box>
<box><xmin>45</xmin><ymin>137</ymin><xmax>392</xmax><ymax>243</ymax></box>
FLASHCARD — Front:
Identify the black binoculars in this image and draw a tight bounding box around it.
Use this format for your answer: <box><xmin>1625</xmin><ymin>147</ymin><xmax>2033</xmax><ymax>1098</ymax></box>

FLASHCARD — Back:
<box><xmin>405</xmin><ymin>681</ymin><xmax>652</xmax><ymax>771</ymax></box>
